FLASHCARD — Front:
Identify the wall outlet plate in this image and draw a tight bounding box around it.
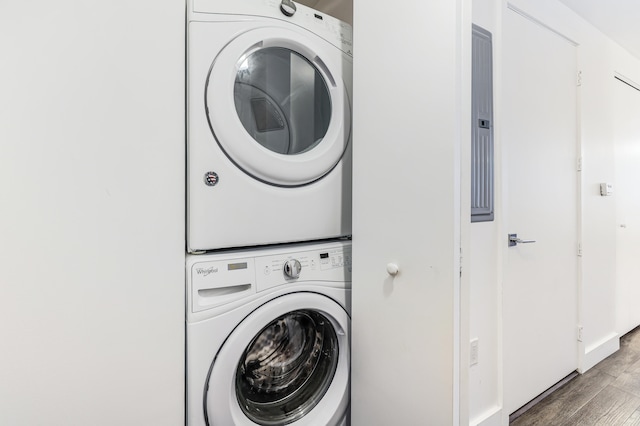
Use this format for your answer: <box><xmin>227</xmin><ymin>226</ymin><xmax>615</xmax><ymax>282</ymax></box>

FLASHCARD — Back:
<box><xmin>470</xmin><ymin>338</ymin><xmax>479</xmax><ymax>366</ymax></box>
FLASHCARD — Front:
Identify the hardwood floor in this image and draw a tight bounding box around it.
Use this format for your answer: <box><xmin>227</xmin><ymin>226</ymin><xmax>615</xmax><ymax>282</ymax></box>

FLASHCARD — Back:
<box><xmin>511</xmin><ymin>327</ymin><xmax>640</xmax><ymax>425</ymax></box>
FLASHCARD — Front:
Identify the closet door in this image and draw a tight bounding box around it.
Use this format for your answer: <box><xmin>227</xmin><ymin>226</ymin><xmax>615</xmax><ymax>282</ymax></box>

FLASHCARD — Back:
<box><xmin>351</xmin><ymin>0</ymin><xmax>469</xmax><ymax>423</ymax></box>
<box><xmin>614</xmin><ymin>76</ymin><xmax>640</xmax><ymax>335</ymax></box>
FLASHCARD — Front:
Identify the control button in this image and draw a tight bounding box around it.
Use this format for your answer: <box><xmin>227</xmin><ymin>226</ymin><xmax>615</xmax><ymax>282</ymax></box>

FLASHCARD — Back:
<box><xmin>204</xmin><ymin>171</ymin><xmax>219</xmax><ymax>187</ymax></box>
<box><xmin>280</xmin><ymin>0</ymin><xmax>296</xmax><ymax>17</ymax></box>
<box><xmin>264</xmin><ymin>266</ymin><xmax>271</xmax><ymax>275</ymax></box>
<box><xmin>283</xmin><ymin>259</ymin><xmax>302</xmax><ymax>279</ymax></box>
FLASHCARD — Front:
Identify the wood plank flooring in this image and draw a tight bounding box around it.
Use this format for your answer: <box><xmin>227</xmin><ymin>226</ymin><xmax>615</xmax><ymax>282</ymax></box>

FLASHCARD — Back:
<box><xmin>512</xmin><ymin>327</ymin><xmax>640</xmax><ymax>425</ymax></box>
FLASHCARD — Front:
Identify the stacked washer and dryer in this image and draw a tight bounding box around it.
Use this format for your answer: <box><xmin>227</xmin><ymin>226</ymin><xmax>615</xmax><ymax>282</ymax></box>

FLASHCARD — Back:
<box><xmin>186</xmin><ymin>0</ymin><xmax>353</xmax><ymax>425</ymax></box>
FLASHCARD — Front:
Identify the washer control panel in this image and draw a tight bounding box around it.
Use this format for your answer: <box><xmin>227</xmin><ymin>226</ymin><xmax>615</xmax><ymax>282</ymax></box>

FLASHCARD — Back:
<box><xmin>255</xmin><ymin>245</ymin><xmax>351</xmax><ymax>292</ymax></box>
<box><xmin>188</xmin><ymin>241</ymin><xmax>351</xmax><ymax>313</ymax></box>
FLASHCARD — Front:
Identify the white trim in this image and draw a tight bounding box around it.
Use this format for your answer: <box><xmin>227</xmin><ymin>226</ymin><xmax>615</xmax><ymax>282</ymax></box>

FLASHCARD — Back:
<box><xmin>614</xmin><ymin>71</ymin><xmax>640</xmax><ymax>92</ymax></box>
<box><xmin>456</xmin><ymin>0</ymin><xmax>473</xmax><ymax>424</ymax></box>
<box><xmin>506</xmin><ymin>3</ymin><xmax>579</xmax><ymax>47</ymax></box>
<box><xmin>470</xmin><ymin>406</ymin><xmax>502</xmax><ymax>426</ymax></box>
<box><xmin>582</xmin><ymin>332</ymin><xmax>619</xmax><ymax>372</ymax></box>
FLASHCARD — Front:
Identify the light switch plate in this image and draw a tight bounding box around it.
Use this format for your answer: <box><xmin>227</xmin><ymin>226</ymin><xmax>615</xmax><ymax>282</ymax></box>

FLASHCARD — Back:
<box><xmin>600</xmin><ymin>183</ymin><xmax>614</xmax><ymax>196</ymax></box>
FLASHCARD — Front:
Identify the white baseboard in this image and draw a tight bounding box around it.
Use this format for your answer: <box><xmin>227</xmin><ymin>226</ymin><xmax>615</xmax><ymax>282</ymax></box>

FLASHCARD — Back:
<box><xmin>582</xmin><ymin>332</ymin><xmax>620</xmax><ymax>372</ymax></box>
<box><xmin>470</xmin><ymin>406</ymin><xmax>502</xmax><ymax>426</ymax></box>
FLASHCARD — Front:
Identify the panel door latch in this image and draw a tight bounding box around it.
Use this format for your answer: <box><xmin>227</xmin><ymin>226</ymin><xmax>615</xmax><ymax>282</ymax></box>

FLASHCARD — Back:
<box><xmin>508</xmin><ymin>233</ymin><xmax>536</xmax><ymax>247</ymax></box>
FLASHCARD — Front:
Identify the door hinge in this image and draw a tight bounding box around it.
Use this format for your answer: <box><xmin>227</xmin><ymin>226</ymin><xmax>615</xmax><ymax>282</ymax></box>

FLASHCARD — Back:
<box><xmin>578</xmin><ymin>326</ymin><xmax>583</xmax><ymax>342</ymax></box>
<box><xmin>578</xmin><ymin>242</ymin><xmax>583</xmax><ymax>257</ymax></box>
<box><xmin>577</xmin><ymin>157</ymin><xmax>582</xmax><ymax>172</ymax></box>
<box><xmin>577</xmin><ymin>70</ymin><xmax>582</xmax><ymax>87</ymax></box>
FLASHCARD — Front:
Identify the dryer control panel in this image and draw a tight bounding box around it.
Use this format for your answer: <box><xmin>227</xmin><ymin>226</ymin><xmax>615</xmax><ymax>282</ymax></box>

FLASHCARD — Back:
<box><xmin>191</xmin><ymin>0</ymin><xmax>353</xmax><ymax>56</ymax></box>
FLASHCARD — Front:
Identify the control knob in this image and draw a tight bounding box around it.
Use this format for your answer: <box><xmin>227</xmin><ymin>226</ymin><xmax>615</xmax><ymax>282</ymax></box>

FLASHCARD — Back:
<box><xmin>280</xmin><ymin>0</ymin><xmax>297</xmax><ymax>17</ymax></box>
<box><xmin>283</xmin><ymin>259</ymin><xmax>302</xmax><ymax>279</ymax></box>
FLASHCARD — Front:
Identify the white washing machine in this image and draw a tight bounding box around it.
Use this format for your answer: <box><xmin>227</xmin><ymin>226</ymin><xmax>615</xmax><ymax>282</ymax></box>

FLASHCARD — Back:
<box><xmin>187</xmin><ymin>0</ymin><xmax>353</xmax><ymax>253</ymax></box>
<box><xmin>186</xmin><ymin>240</ymin><xmax>352</xmax><ymax>425</ymax></box>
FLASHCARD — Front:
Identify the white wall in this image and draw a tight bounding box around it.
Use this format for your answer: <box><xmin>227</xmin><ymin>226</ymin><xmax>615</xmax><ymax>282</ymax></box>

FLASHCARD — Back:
<box><xmin>572</xmin><ymin>6</ymin><xmax>620</xmax><ymax>371</ymax></box>
<box><xmin>469</xmin><ymin>1</ymin><xmax>502</xmax><ymax>425</ymax></box>
<box><xmin>0</xmin><ymin>2</ymin><xmax>185</xmax><ymax>425</ymax></box>
<box><xmin>351</xmin><ymin>0</ymin><xmax>471</xmax><ymax>424</ymax></box>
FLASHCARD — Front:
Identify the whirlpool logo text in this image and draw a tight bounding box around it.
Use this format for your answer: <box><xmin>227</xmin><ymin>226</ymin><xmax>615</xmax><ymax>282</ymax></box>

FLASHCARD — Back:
<box><xmin>195</xmin><ymin>266</ymin><xmax>218</xmax><ymax>276</ymax></box>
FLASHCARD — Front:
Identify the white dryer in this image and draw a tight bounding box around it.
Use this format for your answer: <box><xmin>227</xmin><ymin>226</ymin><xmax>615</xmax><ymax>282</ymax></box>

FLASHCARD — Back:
<box><xmin>187</xmin><ymin>0</ymin><xmax>353</xmax><ymax>253</ymax></box>
<box><xmin>186</xmin><ymin>240</ymin><xmax>351</xmax><ymax>425</ymax></box>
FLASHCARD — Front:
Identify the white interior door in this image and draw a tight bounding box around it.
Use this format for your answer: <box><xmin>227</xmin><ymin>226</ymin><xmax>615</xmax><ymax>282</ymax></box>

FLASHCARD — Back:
<box><xmin>350</xmin><ymin>0</ymin><xmax>469</xmax><ymax>424</ymax></box>
<box><xmin>614</xmin><ymin>77</ymin><xmax>640</xmax><ymax>336</ymax></box>
<box><xmin>502</xmin><ymin>7</ymin><xmax>579</xmax><ymax>415</ymax></box>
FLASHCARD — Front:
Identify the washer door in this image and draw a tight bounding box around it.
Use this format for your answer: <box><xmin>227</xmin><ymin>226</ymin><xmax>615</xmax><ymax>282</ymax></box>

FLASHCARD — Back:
<box><xmin>205</xmin><ymin>293</ymin><xmax>350</xmax><ymax>426</ymax></box>
<box><xmin>206</xmin><ymin>27</ymin><xmax>351</xmax><ymax>187</ymax></box>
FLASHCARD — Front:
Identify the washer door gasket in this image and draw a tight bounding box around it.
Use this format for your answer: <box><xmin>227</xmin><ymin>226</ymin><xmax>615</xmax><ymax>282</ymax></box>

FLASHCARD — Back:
<box><xmin>204</xmin><ymin>293</ymin><xmax>350</xmax><ymax>426</ymax></box>
<box><xmin>235</xmin><ymin>310</ymin><xmax>339</xmax><ymax>425</ymax></box>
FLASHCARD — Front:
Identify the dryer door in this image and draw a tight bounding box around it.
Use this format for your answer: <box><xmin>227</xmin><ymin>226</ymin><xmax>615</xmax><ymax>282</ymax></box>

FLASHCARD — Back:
<box><xmin>206</xmin><ymin>27</ymin><xmax>351</xmax><ymax>187</ymax></box>
<box><xmin>205</xmin><ymin>293</ymin><xmax>350</xmax><ymax>426</ymax></box>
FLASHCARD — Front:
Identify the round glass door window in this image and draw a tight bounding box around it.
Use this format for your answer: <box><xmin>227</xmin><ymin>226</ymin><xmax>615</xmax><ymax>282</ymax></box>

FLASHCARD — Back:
<box><xmin>235</xmin><ymin>309</ymin><xmax>339</xmax><ymax>425</ymax></box>
<box><xmin>234</xmin><ymin>47</ymin><xmax>332</xmax><ymax>156</ymax></box>
<box><xmin>205</xmin><ymin>28</ymin><xmax>351</xmax><ymax>186</ymax></box>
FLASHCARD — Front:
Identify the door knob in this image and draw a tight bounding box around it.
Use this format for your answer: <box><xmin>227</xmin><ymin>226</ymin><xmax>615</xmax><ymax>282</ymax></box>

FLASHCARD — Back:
<box><xmin>386</xmin><ymin>263</ymin><xmax>399</xmax><ymax>276</ymax></box>
<box><xmin>508</xmin><ymin>233</ymin><xmax>536</xmax><ymax>247</ymax></box>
